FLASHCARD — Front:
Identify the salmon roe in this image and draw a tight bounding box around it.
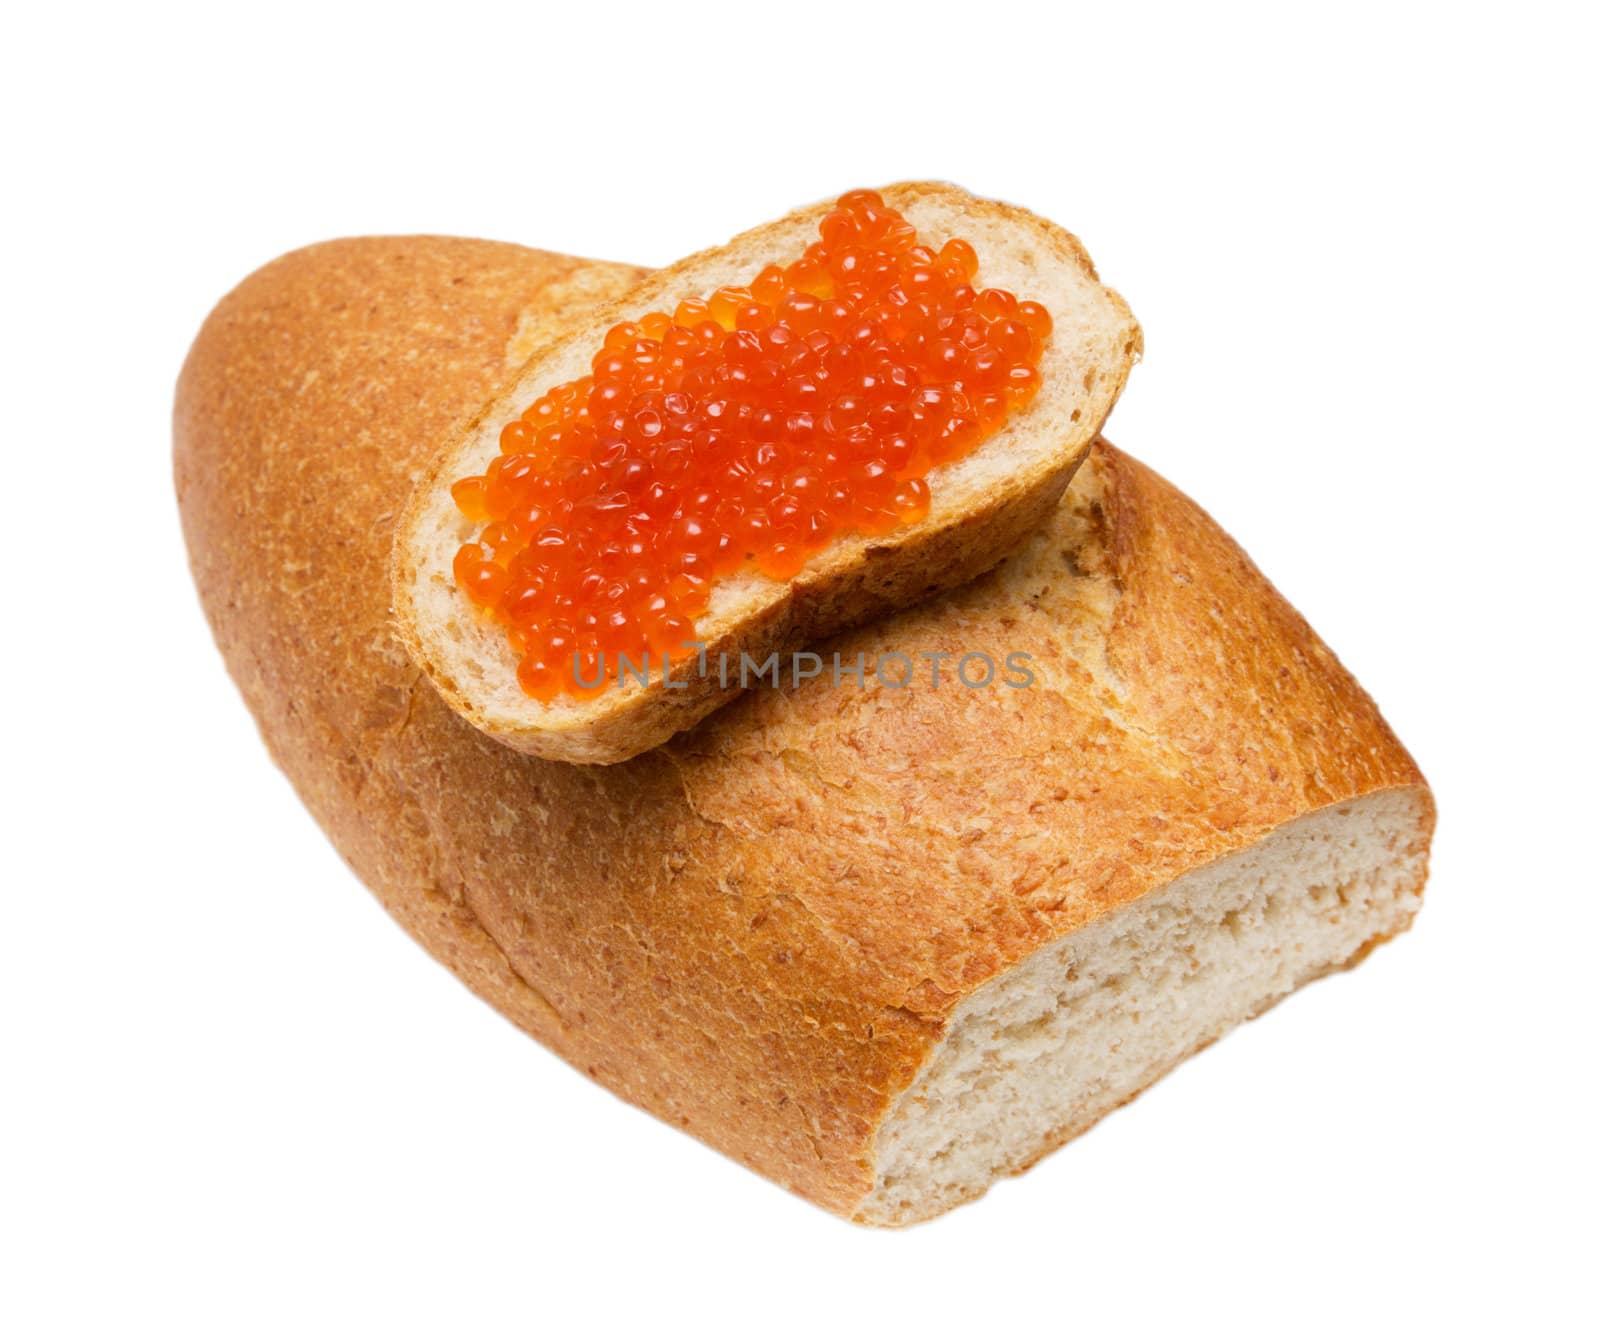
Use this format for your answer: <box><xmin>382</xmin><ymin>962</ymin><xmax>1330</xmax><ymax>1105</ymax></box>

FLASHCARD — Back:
<box><xmin>450</xmin><ymin>189</ymin><xmax>1053</xmax><ymax>700</ymax></box>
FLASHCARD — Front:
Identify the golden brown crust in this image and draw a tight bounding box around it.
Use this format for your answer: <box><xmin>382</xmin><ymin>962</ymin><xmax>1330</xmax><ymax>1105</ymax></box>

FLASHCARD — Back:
<box><xmin>174</xmin><ymin>237</ymin><xmax>652</xmax><ymax>1054</ymax></box>
<box><xmin>175</xmin><ymin>237</ymin><xmax>1430</xmax><ymax>1218</ymax></box>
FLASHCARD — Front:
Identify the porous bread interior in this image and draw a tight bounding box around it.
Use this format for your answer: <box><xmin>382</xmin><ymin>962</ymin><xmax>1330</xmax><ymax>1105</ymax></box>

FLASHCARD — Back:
<box><xmin>405</xmin><ymin>185</ymin><xmax>1138</xmax><ymax>730</ymax></box>
<box><xmin>858</xmin><ymin>787</ymin><xmax>1430</xmax><ymax>1226</ymax></box>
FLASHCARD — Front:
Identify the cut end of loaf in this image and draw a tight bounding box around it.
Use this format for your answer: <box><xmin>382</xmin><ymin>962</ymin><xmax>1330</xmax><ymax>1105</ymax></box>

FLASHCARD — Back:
<box><xmin>394</xmin><ymin>183</ymin><xmax>1141</xmax><ymax>763</ymax></box>
<box><xmin>856</xmin><ymin>787</ymin><xmax>1432</xmax><ymax>1226</ymax></box>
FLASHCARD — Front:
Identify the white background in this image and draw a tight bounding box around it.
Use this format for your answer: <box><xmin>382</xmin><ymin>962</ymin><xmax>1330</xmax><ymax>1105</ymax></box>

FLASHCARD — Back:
<box><xmin>5</xmin><ymin>3</ymin><xmax>1596</xmax><ymax>1327</ymax></box>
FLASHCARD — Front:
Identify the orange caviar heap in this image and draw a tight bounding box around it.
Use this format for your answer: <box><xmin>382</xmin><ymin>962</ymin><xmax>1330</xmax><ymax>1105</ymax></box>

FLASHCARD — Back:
<box><xmin>450</xmin><ymin>189</ymin><xmax>1052</xmax><ymax>701</ymax></box>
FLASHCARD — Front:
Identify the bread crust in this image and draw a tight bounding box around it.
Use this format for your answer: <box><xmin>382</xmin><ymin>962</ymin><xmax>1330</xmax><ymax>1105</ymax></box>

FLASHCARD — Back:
<box><xmin>392</xmin><ymin>183</ymin><xmax>1142</xmax><ymax>763</ymax></box>
<box><xmin>175</xmin><ymin>237</ymin><xmax>1431</xmax><ymax>1220</ymax></box>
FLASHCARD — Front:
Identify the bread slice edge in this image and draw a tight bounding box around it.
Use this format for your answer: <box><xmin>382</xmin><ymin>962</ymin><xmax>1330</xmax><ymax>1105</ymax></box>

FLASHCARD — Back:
<box><xmin>856</xmin><ymin>784</ymin><xmax>1435</xmax><ymax>1226</ymax></box>
<box><xmin>392</xmin><ymin>182</ymin><xmax>1142</xmax><ymax>763</ymax></box>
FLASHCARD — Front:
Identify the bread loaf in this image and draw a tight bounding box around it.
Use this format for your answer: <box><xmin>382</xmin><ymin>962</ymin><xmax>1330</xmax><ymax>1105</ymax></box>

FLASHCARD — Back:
<box><xmin>393</xmin><ymin>184</ymin><xmax>1141</xmax><ymax>763</ymax></box>
<box><xmin>175</xmin><ymin>236</ymin><xmax>1432</xmax><ymax>1224</ymax></box>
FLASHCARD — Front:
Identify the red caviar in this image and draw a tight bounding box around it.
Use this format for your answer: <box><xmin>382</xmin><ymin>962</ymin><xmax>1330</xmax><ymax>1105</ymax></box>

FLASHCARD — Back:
<box><xmin>450</xmin><ymin>189</ymin><xmax>1052</xmax><ymax>700</ymax></box>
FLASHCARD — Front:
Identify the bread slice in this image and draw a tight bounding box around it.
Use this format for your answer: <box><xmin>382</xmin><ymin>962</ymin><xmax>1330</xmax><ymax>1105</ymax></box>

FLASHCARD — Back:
<box><xmin>393</xmin><ymin>183</ymin><xmax>1141</xmax><ymax>763</ymax></box>
<box><xmin>176</xmin><ymin>237</ymin><xmax>1431</xmax><ymax>1227</ymax></box>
